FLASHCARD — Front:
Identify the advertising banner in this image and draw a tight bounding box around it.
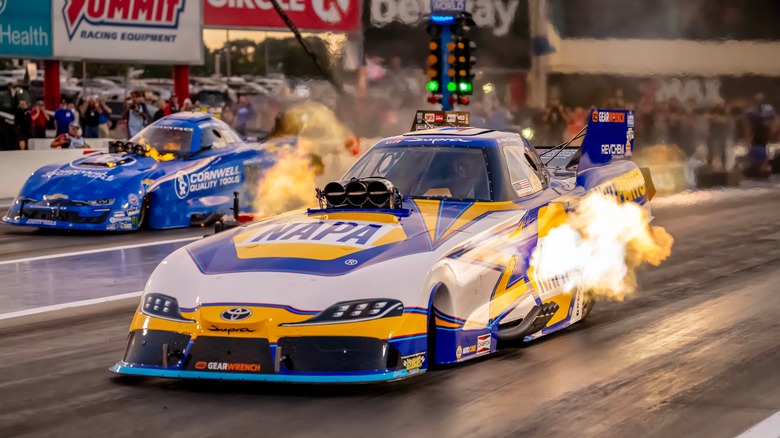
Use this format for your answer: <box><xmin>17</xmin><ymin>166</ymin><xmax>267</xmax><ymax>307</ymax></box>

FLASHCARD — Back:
<box><xmin>0</xmin><ymin>0</ymin><xmax>53</xmax><ymax>58</ymax></box>
<box><xmin>203</xmin><ymin>0</ymin><xmax>361</xmax><ymax>32</ymax></box>
<box><xmin>52</xmin><ymin>0</ymin><xmax>202</xmax><ymax>64</ymax></box>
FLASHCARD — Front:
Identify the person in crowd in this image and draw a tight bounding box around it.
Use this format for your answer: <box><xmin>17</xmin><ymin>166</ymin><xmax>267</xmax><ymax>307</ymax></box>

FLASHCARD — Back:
<box><xmin>67</xmin><ymin>102</ymin><xmax>80</xmax><ymax>125</ymax></box>
<box><xmin>706</xmin><ymin>100</ymin><xmax>730</xmax><ymax>170</ymax></box>
<box><xmin>81</xmin><ymin>97</ymin><xmax>101</xmax><ymax>138</ymax></box>
<box><xmin>96</xmin><ymin>97</ymin><xmax>112</xmax><ymax>138</ymax></box>
<box><xmin>14</xmin><ymin>100</ymin><xmax>31</xmax><ymax>150</ymax></box>
<box><xmin>164</xmin><ymin>94</ymin><xmax>180</xmax><ymax>116</ymax></box>
<box><xmin>122</xmin><ymin>92</ymin><xmax>150</xmax><ymax>138</ymax></box>
<box><xmin>30</xmin><ymin>100</ymin><xmax>49</xmax><ymax>138</ymax></box>
<box><xmin>51</xmin><ymin>121</ymin><xmax>89</xmax><ymax>149</ymax></box>
<box><xmin>221</xmin><ymin>105</ymin><xmax>235</xmax><ymax>127</ymax></box>
<box><xmin>153</xmin><ymin>99</ymin><xmax>166</xmax><ymax>122</ymax></box>
<box><xmin>182</xmin><ymin>98</ymin><xmax>194</xmax><ymax>112</ymax></box>
<box><xmin>234</xmin><ymin>94</ymin><xmax>254</xmax><ymax>136</ymax></box>
<box><xmin>542</xmin><ymin>96</ymin><xmax>568</xmax><ymax>144</ymax></box>
<box><xmin>566</xmin><ymin>107</ymin><xmax>587</xmax><ymax>138</ymax></box>
<box><xmin>53</xmin><ymin>100</ymin><xmax>75</xmax><ymax>137</ymax></box>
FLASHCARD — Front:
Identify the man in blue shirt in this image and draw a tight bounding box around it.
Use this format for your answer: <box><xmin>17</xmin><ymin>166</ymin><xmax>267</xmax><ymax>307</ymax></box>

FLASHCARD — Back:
<box><xmin>53</xmin><ymin>100</ymin><xmax>75</xmax><ymax>136</ymax></box>
<box><xmin>96</xmin><ymin>97</ymin><xmax>112</xmax><ymax>138</ymax></box>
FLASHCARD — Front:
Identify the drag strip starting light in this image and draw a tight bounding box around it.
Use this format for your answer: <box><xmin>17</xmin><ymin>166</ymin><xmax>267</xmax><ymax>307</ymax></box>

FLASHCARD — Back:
<box><xmin>426</xmin><ymin>38</ymin><xmax>443</xmax><ymax>101</ymax></box>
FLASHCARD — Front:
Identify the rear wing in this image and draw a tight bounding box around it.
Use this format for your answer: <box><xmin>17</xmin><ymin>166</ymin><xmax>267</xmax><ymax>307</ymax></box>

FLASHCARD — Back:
<box><xmin>578</xmin><ymin>108</ymin><xmax>635</xmax><ymax>174</ymax></box>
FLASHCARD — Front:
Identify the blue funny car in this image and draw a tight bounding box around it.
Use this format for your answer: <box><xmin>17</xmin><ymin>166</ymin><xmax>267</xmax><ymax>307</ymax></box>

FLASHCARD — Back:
<box><xmin>3</xmin><ymin>112</ymin><xmax>272</xmax><ymax>231</ymax></box>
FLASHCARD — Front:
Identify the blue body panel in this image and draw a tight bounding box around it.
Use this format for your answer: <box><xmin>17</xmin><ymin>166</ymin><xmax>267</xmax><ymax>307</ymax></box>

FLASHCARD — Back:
<box><xmin>2</xmin><ymin>113</ymin><xmax>284</xmax><ymax>231</ymax></box>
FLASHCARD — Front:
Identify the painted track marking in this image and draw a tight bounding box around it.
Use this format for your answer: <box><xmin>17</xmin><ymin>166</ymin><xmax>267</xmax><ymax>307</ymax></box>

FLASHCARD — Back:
<box><xmin>0</xmin><ymin>236</ymin><xmax>200</xmax><ymax>266</ymax></box>
<box><xmin>736</xmin><ymin>411</ymin><xmax>780</xmax><ymax>438</ymax></box>
<box><xmin>0</xmin><ymin>291</ymin><xmax>142</xmax><ymax>320</ymax></box>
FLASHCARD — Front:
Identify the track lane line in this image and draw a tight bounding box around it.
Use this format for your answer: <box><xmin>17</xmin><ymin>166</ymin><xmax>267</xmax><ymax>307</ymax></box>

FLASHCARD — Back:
<box><xmin>0</xmin><ymin>235</ymin><xmax>200</xmax><ymax>266</ymax></box>
<box><xmin>735</xmin><ymin>411</ymin><xmax>780</xmax><ymax>438</ymax></box>
<box><xmin>0</xmin><ymin>291</ymin><xmax>142</xmax><ymax>321</ymax></box>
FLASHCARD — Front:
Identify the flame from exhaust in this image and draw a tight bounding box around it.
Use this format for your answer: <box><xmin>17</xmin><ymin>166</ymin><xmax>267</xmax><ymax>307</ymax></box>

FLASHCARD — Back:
<box><xmin>249</xmin><ymin>102</ymin><xmax>362</xmax><ymax>216</ymax></box>
<box><xmin>530</xmin><ymin>193</ymin><xmax>674</xmax><ymax>301</ymax></box>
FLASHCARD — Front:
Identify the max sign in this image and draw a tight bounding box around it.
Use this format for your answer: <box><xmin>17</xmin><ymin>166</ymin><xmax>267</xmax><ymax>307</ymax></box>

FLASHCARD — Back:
<box><xmin>52</xmin><ymin>0</ymin><xmax>202</xmax><ymax>63</ymax></box>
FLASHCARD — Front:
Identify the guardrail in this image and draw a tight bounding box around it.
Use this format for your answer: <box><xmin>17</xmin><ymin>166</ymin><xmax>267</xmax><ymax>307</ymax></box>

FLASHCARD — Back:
<box><xmin>0</xmin><ymin>149</ymin><xmax>104</xmax><ymax>199</ymax></box>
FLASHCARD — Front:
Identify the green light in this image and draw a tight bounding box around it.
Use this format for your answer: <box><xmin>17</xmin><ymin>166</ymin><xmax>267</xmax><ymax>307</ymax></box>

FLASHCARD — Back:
<box><xmin>459</xmin><ymin>82</ymin><xmax>472</xmax><ymax>93</ymax></box>
<box><xmin>426</xmin><ymin>80</ymin><xmax>440</xmax><ymax>92</ymax></box>
<box><xmin>447</xmin><ymin>82</ymin><xmax>456</xmax><ymax>92</ymax></box>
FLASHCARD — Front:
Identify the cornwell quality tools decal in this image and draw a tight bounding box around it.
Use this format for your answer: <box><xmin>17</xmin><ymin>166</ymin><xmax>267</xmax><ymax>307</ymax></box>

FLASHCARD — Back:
<box><xmin>174</xmin><ymin>166</ymin><xmax>241</xmax><ymax>199</ymax></box>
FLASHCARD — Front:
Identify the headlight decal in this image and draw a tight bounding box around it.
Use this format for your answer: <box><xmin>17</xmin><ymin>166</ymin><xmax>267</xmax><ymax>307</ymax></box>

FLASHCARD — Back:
<box><xmin>281</xmin><ymin>299</ymin><xmax>404</xmax><ymax>327</ymax></box>
<box><xmin>141</xmin><ymin>293</ymin><xmax>193</xmax><ymax>323</ymax></box>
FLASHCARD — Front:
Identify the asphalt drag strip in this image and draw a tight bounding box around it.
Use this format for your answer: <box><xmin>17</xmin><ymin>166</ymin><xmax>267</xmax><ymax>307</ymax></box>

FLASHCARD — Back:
<box><xmin>1</xmin><ymin>189</ymin><xmax>780</xmax><ymax>437</ymax></box>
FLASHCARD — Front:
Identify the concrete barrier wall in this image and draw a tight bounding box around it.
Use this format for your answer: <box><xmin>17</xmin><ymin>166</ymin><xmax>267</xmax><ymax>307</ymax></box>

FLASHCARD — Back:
<box><xmin>28</xmin><ymin>138</ymin><xmax>113</xmax><ymax>151</ymax></box>
<box><xmin>0</xmin><ymin>150</ymin><xmax>103</xmax><ymax>199</ymax></box>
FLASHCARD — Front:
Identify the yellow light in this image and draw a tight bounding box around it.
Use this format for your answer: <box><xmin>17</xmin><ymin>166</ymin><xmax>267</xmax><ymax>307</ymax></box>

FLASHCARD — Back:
<box><xmin>448</xmin><ymin>69</ymin><xmax>456</xmax><ymax>77</ymax></box>
<box><xmin>448</xmin><ymin>55</ymin><xmax>456</xmax><ymax>63</ymax></box>
<box><xmin>457</xmin><ymin>42</ymin><xmax>465</xmax><ymax>49</ymax></box>
<box><xmin>458</xmin><ymin>56</ymin><xmax>466</xmax><ymax>63</ymax></box>
<box><xmin>459</xmin><ymin>70</ymin><xmax>467</xmax><ymax>76</ymax></box>
<box><xmin>483</xmin><ymin>83</ymin><xmax>494</xmax><ymax>94</ymax></box>
<box><xmin>521</xmin><ymin>127</ymin><xmax>534</xmax><ymax>140</ymax></box>
<box><xmin>429</xmin><ymin>41</ymin><xmax>438</xmax><ymax>50</ymax></box>
<box><xmin>428</xmin><ymin>69</ymin><xmax>437</xmax><ymax>78</ymax></box>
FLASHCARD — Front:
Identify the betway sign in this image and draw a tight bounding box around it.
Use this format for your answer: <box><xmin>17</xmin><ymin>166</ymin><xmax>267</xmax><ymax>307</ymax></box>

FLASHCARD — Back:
<box><xmin>203</xmin><ymin>0</ymin><xmax>361</xmax><ymax>32</ymax></box>
<box><xmin>369</xmin><ymin>0</ymin><xmax>519</xmax><ymax>36</ymax></box>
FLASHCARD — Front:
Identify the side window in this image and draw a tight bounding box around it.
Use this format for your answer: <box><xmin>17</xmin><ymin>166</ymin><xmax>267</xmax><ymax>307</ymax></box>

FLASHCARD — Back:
<box><xmin>503</xmin><ymin>146</ymin><xmax>544</xmax><ymax>198</ymax></box>
<box><xmin>201</xmin><ymin>129</ymin><xmax>228</xmax><ymax>150</ymax></box>
<box><xmin>218</xmin><ymin>128</ymin><xmax>240</xmax><ymax>145</ymax></box>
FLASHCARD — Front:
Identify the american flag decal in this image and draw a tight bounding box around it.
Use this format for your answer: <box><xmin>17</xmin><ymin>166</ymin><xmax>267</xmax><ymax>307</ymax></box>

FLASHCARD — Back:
<box><xmin>512</xmin><ymin>179</ymin><xmax>531</xmax><ymax>191</ymax></box>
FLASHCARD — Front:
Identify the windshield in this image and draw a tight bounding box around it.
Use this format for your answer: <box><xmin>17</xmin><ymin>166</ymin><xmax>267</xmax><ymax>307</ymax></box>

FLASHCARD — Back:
<box><xmin>195</xmin><ymin>91</ymin><xmax>225</xmax><ymax>107</ymax></box>
<box><xmin>130</xmin><ymin>126</ymin><xmax>195</xmax><ymax>156</ymax></box>
<box><xmin>345</xmin><ymin>146</ymin><xmax>491</xmax><ymax>201</ymax></box>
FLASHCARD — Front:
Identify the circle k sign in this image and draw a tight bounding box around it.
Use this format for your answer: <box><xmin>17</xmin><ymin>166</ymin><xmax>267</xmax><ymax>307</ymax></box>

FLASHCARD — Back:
<box><xmin>203</xmin><ymin>0</ymin><xmax>361</xmax><ymax>32</ymax></box>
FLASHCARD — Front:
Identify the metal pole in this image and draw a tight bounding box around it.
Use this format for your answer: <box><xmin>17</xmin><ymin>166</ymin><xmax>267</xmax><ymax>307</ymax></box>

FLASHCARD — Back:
<box><xmin>264</xmin><ymin>31</ymin><xmax>270</xmax><ymax>76</ymax></box>
<box><xmin>441</xmin><ymin>25</ymin><xmax>453</xmax><ymax>111</ymax></box>
<box><xmin>82</xmin><ymin>60</ymin><xmax>87</xmax><ymax>99</ymax></box>
<box><xmin>528</xmin><ymin>0</ymin><xmax>548</xmax><ymax>108</ymax></box>
<box><xmin>226</xmin><ymin>29</ymin><xmax>232</xmax><ymax>78</ymax></box>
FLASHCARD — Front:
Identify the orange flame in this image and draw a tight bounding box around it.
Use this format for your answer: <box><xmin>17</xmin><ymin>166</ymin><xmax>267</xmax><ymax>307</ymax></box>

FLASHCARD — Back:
<box><xmin>530</xmin><ymin>192</ymin><xmax>674</xmax><ymax>300</ymax></box>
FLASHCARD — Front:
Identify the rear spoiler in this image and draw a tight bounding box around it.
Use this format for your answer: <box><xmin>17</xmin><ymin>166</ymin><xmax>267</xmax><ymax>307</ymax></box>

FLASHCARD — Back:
<box><xmin>578</xmin><ymin>108</ymin><xmax>635</xmax><ymax>174</ymax></box>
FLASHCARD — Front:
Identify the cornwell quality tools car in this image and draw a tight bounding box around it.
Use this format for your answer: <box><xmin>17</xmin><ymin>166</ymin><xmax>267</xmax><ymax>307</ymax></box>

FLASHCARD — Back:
<box><xmin>111</xmin><ymin>109</ymin><xmax>653</xmax><ymax>383</ymax></box>
<box><xmin>3</xmin><ymin>112</ymin><xmax>274</xmax><ymax>231</ymax></box>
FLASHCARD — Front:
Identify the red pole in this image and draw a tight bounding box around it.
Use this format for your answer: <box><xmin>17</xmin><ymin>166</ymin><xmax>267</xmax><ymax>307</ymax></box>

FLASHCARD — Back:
<box><xmin>173</xmin><ymin>65</ymin><xmax>190</xmax><ymax>103</ymax></box>
<box><xmin>43</xmin><ymin>60</ymin><xmax>60</xmax><ymax>110</ymax></box>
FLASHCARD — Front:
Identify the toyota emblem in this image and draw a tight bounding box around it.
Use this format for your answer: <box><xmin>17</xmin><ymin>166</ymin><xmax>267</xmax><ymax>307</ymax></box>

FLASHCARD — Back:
<box><xmin>220</xmin><ymin>308</ymin><xmax>252</xmax><ymax>321</ymax></box>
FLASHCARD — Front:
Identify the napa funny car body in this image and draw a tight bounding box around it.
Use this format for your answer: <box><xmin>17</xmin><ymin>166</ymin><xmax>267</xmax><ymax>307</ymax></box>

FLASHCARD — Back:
<box><xmin>111</xmin><ymin>109</ymin><xmax>654</xmax><ymax>383</ymax></box>
<box><xmin>3</xmin><ymin>112</ymin><xmax>276</xmax><ymax>231</ymax></box>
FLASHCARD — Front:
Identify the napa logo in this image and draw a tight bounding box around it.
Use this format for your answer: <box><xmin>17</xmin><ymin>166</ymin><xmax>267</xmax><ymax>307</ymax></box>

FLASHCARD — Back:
<box><xmin>232</xmin><ymin>219</ymin><xmax>408</xmax><ymax>261</ymax></box>
<box><xmin>62</xmin><ymin>0</ymin><xmax>187</xmax><ymax>40</ymax></box>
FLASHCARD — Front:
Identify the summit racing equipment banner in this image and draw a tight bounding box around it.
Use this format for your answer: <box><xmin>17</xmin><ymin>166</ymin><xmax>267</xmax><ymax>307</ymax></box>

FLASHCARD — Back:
<box><xmin>51</xmin><ymin>0</ymin><xmax>202</xmax><ymax>64</ymax></box>
<box><xmin>203</xmin><ymin>0</ymin><xmax>361</xmax><ymax>32</ymax></box>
